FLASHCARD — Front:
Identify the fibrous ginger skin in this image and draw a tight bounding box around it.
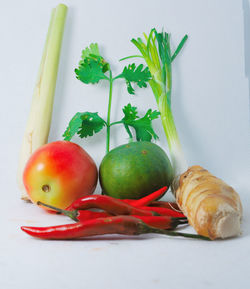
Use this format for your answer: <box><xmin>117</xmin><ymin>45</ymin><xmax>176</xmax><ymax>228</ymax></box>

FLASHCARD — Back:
<box><xmin>175</xmin><ymin>166</ymin><xmax>242</xmax><ymax>240</ymax></box>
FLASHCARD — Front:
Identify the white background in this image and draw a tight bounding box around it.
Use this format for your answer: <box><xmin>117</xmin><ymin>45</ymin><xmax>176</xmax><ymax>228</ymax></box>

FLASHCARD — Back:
<box><xmin>0</xmin><ymin>0</ymin><xmax>250</xmax><ymax>288</ymax></box>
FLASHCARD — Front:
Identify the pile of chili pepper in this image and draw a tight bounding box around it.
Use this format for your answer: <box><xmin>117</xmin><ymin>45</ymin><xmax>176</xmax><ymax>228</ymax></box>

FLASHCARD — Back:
<box><xmin>21</xmin><ymin>187</ymin><xmax>210</xmax><ymax>241</ymax></box>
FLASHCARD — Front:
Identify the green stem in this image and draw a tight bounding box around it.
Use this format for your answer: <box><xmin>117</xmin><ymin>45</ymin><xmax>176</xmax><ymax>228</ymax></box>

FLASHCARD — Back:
<box><xmin>119</xmin><ymin>55</ymin><xmax>144</xmax><ymax>61</ymax></box>
<box><xmin>110</xmin><ymin>120</ymin><xmax>123</xmax><ymax>126</ymax></box>
<box><xmin>112</xmin><ymin>74</ymin><xmax>123</xmax><ymax>81</ymax></box>
<box><xmin>139</xmin><ymin>223</ymin><xmax>210</xmax><ymax>241</ymax></box>
<box><xmin>124</xmin><ymin>124</ymin><xmax>133</xmax><ymax>142</ymax></box>
<box><xmin>110</xmin><ymin>121</ymin><xmax>134</xmax><ymax>142</ymax></box>
<box><xmin>37</xmin><ymin>201</ymin><xmax>79</xmax><ymax>222</ymax></box>
<box><xmin>106</xmin><ymin>70</ymin><xmax>113</xmax><ymax>154</ymax></box>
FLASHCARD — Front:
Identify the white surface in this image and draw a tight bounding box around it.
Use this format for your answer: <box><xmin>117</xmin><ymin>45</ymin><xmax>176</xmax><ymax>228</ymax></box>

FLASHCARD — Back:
<box><xmin>0</xmin><ymin>0</ymin><xmax>250</xmax><ymax>288</ymax></box>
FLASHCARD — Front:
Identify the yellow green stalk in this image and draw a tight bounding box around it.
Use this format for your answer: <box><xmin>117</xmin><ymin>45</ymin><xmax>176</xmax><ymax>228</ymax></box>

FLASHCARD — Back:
<box><xmin>17</xmin><ymin>4</ymin><xmax>67</xmax><ymax>200</ymax></box>
<box><xmin>129</xmin><ymin>29</ymin><xmax>188</xmax><ymax>176</ymax></box>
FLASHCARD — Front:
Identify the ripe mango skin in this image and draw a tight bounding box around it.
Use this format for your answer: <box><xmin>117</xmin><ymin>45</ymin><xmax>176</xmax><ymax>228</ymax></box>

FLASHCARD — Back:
<box><xmin>23</xmin><ymin>141</ymin><xmax>98</xmax><ymax>209</ymax></box>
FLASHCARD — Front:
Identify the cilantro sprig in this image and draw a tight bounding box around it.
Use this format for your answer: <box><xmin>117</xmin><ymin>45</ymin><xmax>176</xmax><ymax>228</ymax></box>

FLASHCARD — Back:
<box><xmin>63</xmin><ymin>112</ymin><xmax>106</xmax><ymax>140</ymax></box>
<box><xmin>122</xmin><ymin>104</ymin><xmax>160</xmax><ymax>141</ymax></box>
<box><xmin>63</xmin><ymin>43</ymin><xmax>160</xmax><ymax>153</ymax></box>
<box><xmin>117</xmin><ymin>64</ymin><xmax>151</xmax><ymax>94</ymax></box>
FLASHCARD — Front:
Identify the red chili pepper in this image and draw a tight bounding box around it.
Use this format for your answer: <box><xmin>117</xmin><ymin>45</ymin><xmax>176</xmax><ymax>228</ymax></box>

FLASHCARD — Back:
<box><xmin>122</xmin><ymin>186</ymin><xmax>168</xmax><ymax>207</ymax></box>
<box><xmin>67</xmin><ymin>195</ymin><xmax>157</xmax><ymax>216</ymax></box>
<box><xmin>138</xmin><ymin>206</ymin><xmax>186</xmax><ymax>218</ymax></box>
<box><xmin>149</xmin><ymin>201</ymin><xmax>180</xmax><ymax>211</ymax></box>
<box><xmin>37</xmin><ymin>201</ymin><xmax>187</xmax><ymax>229</ymax></box>
<box><xmin>67</xmin><ymin>210</ymin><xmax>109</xmax><ymax>221</ymax></box>
<box><xmin>132</xmin><ymin>215</ymin><xmax>187</xmax><ymax>229</ymax></box>
<box><xmin>21</xmin><ymin>215</ymin><xmax>209</xmax><ymax>240</ymax></box>
<box><xmin>74</xmin><ymin>210</ymin><xmax>109</xmax><ymax>221</ymax></box>
<box><xmin>37</xmin><ymin>201</ymin><xmax>109</xmax><ymax>222</ymax></box>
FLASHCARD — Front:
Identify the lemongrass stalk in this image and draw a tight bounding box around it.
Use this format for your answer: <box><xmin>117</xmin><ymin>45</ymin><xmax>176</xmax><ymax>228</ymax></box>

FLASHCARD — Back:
<box><xmin>17</xmin><ymin>4</ymin><xmax>67</xmax><ymax>200</ymax></box>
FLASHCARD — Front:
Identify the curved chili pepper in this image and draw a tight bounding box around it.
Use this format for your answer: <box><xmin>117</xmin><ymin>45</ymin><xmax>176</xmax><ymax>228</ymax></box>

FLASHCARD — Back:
<box><xmin>74</xmin><ymin>214</ymin><xmax>188</xmax><ymax>229</ymax></box>
<box><xmin>64</xmin><ymin>210</ymin><xmax>109</xmax><ymax>221</ymax></box>
<box><xmin>74</xmin><ymin>210</ymin><xmax>108</xmax><ymax>221</ymax></box>
<box><xmin>21</xmin><ymin>215</ymin><xmax>209</xmax><ymax>240</ymax></box>
<box><xmin>132</xmin><ymin>215</ymin><xmax>187</xmax><ymax>229</ymax></box>
<box><xmin>37</xmin><ymin>201</ymin><xmax>186</xmax><ymax>229</ymax></box>
<box><xmin>37</xmin><ymin>201</ymin><xmax>109</xmax><ymax>221</ymax></box>
<box><xmin>138</xmin><ymin>206</ymin><xmax>186</xmax><ymax>218</ymax></box>
<box><xmin>67</xmin><ymin>195</ymin><xmax>158</xmax><ymax>216</ymax></box>
<box><xmin>123</xmin><ymin>186</ymin><xmax>168</xmax><ymax>207</ymax></box>
<box><xmin>21</xmin><ymin>216</ymin><xmax>142</xmax><ymax>239</ymax></box>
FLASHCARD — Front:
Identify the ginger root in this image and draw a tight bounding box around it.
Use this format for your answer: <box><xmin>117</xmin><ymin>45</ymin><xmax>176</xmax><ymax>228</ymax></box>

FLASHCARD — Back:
<box><xmin>175</xmin><ymin>166</ymin><xmax>242</xmax><ymax>240</ymax></box>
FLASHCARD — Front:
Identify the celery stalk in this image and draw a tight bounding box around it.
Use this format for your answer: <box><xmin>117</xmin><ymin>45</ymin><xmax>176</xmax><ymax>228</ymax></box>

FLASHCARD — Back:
<box><xmin>17</xmin><ymin>4</ymin><xmax>67</xmax><ymax>200</ymax></box>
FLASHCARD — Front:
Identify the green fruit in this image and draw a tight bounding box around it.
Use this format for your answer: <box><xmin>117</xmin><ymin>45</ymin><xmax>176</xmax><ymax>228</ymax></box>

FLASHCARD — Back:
<box><xmin>99</xmin><ymin>141</ymin><xmax>173</xmax><ymax>199</ymax></box>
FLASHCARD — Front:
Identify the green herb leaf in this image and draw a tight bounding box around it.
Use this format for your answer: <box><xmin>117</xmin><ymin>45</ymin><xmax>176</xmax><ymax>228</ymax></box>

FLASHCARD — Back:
<box><xmin>75</xmin><ymin>43</ymin><xmax>109</xmax><ymax>84</ymax></box>
<box><xmin>122</xmin><ymin>103</ymin><xmax>138</xmax><ymax>121</ymax></box>
<box><xmin>122</xmin><ymin>103</ymin><xmax>160</xmax><ymax>141</ymax></box>
<box><xmin>80</xmin><ymin>43</ymin><xmax>100</xmax><ymax>60</ymax></box>
<box><xmin>63</xmin><ymin>112</ymin><xmax>84</xmax><ymax>141</ymax></box>
<box><xmin>78</xmin><ymin>112</ymin><xmax>106</xmax><ymax>138</ymax></box>
<box><xmin>79</xmin><ymin>43</ymin><xmax>110</xmax><ymax>73</ymax></box>
<box><xmin>121</xmin><ymin>63</ymin><xmax>151</xmax><ymax>94</ymax></box>
<box><xmin>130</xmin><ymin>109</ymin><xmax>160</xmax><ymax>141</ymax></box>
<box><xmin>75</xmin><ymin>57</ymin><xmax>108</xmax><ymax>84</ymax></box>
<box><xmin>63</xmin><ymin>112</ymin><xmax>106</xmax><ymax>141</ymax></box>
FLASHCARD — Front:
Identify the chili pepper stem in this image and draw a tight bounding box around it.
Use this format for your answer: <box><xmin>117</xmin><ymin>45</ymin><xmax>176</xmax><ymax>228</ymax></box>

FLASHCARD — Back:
<box><xmin>171</xmin><ymin>217</ymin><xmax>188</xmax><ymax>228</ymax></box>
<box><xmin>138</xmin><ymin>222</ymin><xmax>210</xmax><ymax>240</ymax></box>
<box><xmin>37</xmin><ymin>201</ymin><xmax>79</xmax><ymax>222</ymax></box>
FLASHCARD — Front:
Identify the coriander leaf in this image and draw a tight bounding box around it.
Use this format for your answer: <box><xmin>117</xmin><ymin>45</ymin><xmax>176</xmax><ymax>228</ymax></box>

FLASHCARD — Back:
<box><xmin>80</xmin><ymin>43</ymin><xmax>100</xmax><ymax>60</ymax></box>
<box><xmin>130</xmin><ymin>109</ymin><xmax>160</xmax><ymax>141</ymax></box>
<box><xmin>121</xmin><ymin>104</ymin><xmax>138</xmax><ymax>140</ymax></box>
<box><xmin>122</xmin><ymin>104</ymin><xmax>160</xmax><ymax>141</ymax></box>
<box><xmin>75</xmin><ymin>43</ymin><xmax>110</xmax><ymax>84</ymax></box>
<box><xmin>75</xmin><ymin>58</ymin><xmax>108</xmax><ymax>84</ymax></box>
<box><xmin>126</xmin><ymin>81</ymin><xmax>135</xmax><ymax>95</ymax></box>
<box><xmin>121</xmin><ymin>63</ymin><xmax>151</xmax><ymax>94</ymax></box>
<box><xmin>78</xmin><ymin>112</ymin><xmax>106</xmax><ymax>138</ymax></box>
<box><xmin>63</xmin><ymin>112</ymin><xmax>106</xmax><ymax>141</ymax></box>
<box><xmin>79</xmin><ymin>43</ymin><xmax>109</xmax><ymax>72</ymax></box>
<box><xmin>122</xmin><ymin>103</ymin><xmax>138</xmax><ymax>122</ymax></box>
<box><xmin>63</xmin><ymin>112</ymin><xmax>84</xmax><ymax>141</ymax></box>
